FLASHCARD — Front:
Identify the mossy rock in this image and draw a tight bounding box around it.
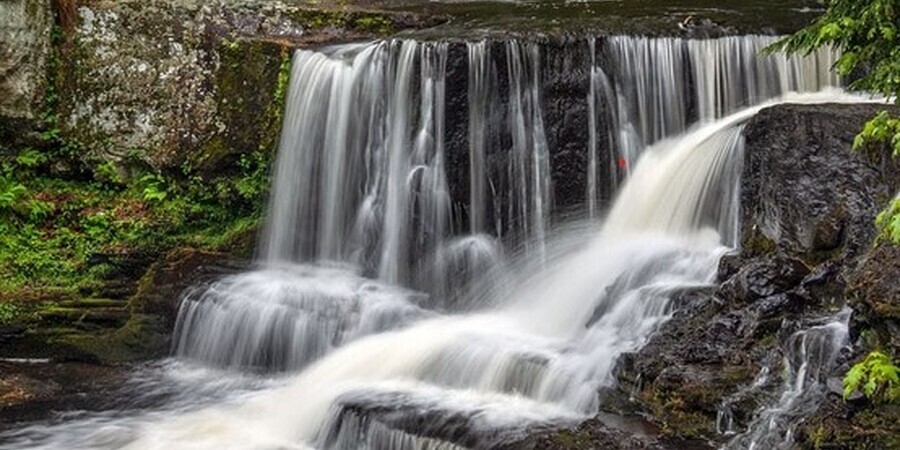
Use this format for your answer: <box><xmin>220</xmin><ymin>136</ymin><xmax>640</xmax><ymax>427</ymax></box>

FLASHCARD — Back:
<box><xmin>47</xmin><ymin>314</ymin><xmax>168</xmax><ymax>363</ymax></box>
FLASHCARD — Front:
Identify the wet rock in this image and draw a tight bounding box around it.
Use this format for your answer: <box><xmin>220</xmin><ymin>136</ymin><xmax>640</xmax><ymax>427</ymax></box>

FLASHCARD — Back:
<box><xmin>0</xmin><ymin>325</ymin><xmax>26</xmax><ymax>347</ymax></box>
<box><xmin>502</xmin><ymin>416</ymin><xmax>675</xmax><ymax>450</ymax></box>
<box><xmin>716</xmin><ymin>251</ymin><xmax>743</xmax><ymax>281</ymax></box>
<box><xmin>846</xmin><ymin>244</ymin><xmax>900</xmax><ymax>355</ymax></box>
<box><xmin>541</xmin><ymin>37</ymin><xmax>592</xmax><ymax>212</ymax></box>
<box><xmin>608</xmin><ymin>103</ymin><xmax>900</xmax><ymax>446</ymax></box>
<box><xmin>796</xmin><ymin>389</ymin><xmax>900</xmax><ymax>450</ymax></box>
<box><xmin>718</xmin><ymin>255</ymin><xmax>810</xmax><ymax>305</ymax></box>
<box><xmin>741</xmin><ymin>103</ymin><xmax>900</xmax><ymax>262</ymax></box>
<box><xmin>0</xmin><ymin>359</ymin><xmax>128</xmax><ymax>431</ymax></box>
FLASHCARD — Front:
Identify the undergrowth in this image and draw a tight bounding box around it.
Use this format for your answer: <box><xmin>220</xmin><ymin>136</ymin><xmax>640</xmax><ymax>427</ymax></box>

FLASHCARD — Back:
<box><xmin>0</xmin><ymin>140</ymin><xmax>267</xmax><ymax>298</ymax></box>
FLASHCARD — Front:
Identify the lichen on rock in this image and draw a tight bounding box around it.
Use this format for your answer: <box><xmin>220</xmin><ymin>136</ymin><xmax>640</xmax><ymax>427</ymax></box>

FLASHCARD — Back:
<box><xmin>0</xmin><ymin>0</ymin><xmax>52</xmax><ymax>149</ymax></box>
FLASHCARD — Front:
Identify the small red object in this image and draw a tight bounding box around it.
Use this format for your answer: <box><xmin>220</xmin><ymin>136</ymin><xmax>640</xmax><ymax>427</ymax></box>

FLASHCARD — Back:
<box><xmin>616</xmin><ymin>157</ymin><xmax>627</xmax><ymax>168</ymax></box>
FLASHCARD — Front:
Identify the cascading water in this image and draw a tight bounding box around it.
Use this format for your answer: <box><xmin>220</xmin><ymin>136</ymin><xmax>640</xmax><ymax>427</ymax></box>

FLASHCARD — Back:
<box><xmin>0</xmin><ymin>33</ymin><xmax>863</xmax><ymax>450</ymax></box>
<box><xmin>588</xmin><ymin>35</ymin><xmax>840</xmax><ymax>203</ymax></box>
<box><xmin>724</xmin><ymin>310</ymin><xmax>851</xmax><ymax>450</ymax></box>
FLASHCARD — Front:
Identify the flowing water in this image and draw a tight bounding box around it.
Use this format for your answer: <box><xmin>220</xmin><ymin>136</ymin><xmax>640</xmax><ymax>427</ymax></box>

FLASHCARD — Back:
<box><xmin>0</xmin><ymin>35</ymin><xmax>865</xmax><ymax>449</ymax></box>
<box><xmin>724</xmin><ymin>310</ymin><xmax>851</xmax><ymax>450</ymax></box>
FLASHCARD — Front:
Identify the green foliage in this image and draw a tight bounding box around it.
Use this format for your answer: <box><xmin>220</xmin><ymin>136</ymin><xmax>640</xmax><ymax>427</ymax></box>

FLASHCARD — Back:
<box><xmin>0</xmin><ymin>176</ymin><xmax>27</xmax><ymax>209</ymax></box>
<box><xmin>843</xmin><ymin>351</ymin><xmax>900</xmax><ymax>404</ymax></box>
<box><xmin>0</xmin><ymin>302</ymin><xmax>20</xmax><ymax>324</ymax></box>
<box><xmin>0</xmin><ymin>143</ymin><xmax>269</xmax><ymax>295</ymax></box>
<box><xmin>274</xmin><ymin>54</ymin><xmax>292</xmax><ymax>107</ymax></box>
<box><xmin>235</xmin><ymin>152</ymin><xmax>269</xmax><ymax>203</ymax></box>
<box><xmin>16</xmin><ymin>148</ymin><xmax>48</xmax><ymax>169</ymax></box>
<box><xmin>94</xmin><ymin>161</ymin><xmax>126</xmax><ymax>187</ymax></box>
<box><xmin>769</xmin><ymin>0</ymin><xmax>899</xmax><ymax>100</ymax></box>
<box><xmin>138</xmin><ymin>173</ymin><xmax>168</xmax><ymax>202</ymax></box>
<box><xmin>854</xmin><ymin>110</ymin><xmax>900</xmax><ymax>156</ymax></box>
<box><xmin>875</xmin><ymin>198</ymin><xmax>900</xmax><ymax>244</ymax></box>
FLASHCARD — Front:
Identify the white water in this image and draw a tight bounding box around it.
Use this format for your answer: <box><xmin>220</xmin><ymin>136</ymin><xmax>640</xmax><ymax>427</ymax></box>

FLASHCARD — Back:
<box><xmin>0</xmin><ymin>34</ymin><xmax>870</xmax><ymax>449</ymax></box>
<box><xmin>724</xmin><ymin>310</ymin><xmax>851</xmax><ymax>450</ymax></box>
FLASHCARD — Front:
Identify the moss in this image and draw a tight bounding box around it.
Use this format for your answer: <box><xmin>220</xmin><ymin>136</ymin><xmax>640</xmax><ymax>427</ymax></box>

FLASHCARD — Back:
<box><xmin>288</xmin><ymin>8</ymin><xmax>398</xmax><ymax>36</ymax></box>
<box><xmin>547</xmin><ymin>429</ymin><xmax>593</xmax><ymax>448</ymax></box>
<box><xmin>196</xmin><ymin>38</ymin><xmax>287</xmax><ymax>172</ymax></box>
<box><xmin>800</xmin><ymin>406</ymin><xmax>900</xmax><ymax>450</ymax></box>
<box><xmin>350</xmin><ymin>14</ymin><xmax>395</xmax><ymax>35</ymax></box>
<box><xmin>741</xmin><ymin>227</ymin><xmax>777</xmax><ymax>257</ymax></box>
<box><xmin>48</xmin><ymin>314</ymin><xmax>167</xmax><ymax>362</ymax></box>
<box><xmin>640</xmin><ymin>388</ymin><xmax>717</xmax><ymax>440</ymax></box>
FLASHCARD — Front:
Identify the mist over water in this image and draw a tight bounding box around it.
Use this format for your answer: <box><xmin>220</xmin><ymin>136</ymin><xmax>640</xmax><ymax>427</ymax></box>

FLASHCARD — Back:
<box><xmin>0</xmin><ymin>35</ymin><xmax>867</xmax><ymax>450</ymax></box>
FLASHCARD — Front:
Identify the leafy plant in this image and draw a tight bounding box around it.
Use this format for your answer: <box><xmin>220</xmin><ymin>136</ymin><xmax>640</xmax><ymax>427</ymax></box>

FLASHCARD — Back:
<box><xmin>875</xmin><ymin>198</ymin><xmax>900</xmax><ymax>244</ymax></box>
<box><xmin>854</xmin><ymin>110</ymin><xmax>900</xmax><ymax>156</ymax></box>
<box><xmin>94</xmin><ymin>160</ymin><xmax>126</xmax><ymax>187</ymax></box>
<box><xmin>139</xmin><ymin>173</ymin><xmax>168</xmax><ymax>202</ymax></box>
<box><xmin>0</xmin><ymin>177</ymin><xmax>27</xmax><ymax>209</ymax></box>
<box><xmin>769</xmin><ymin>0</ymin><xmax>899</xmax><ymax>98</ymax></box>
<box><xmin>843</xmin><ymin>350</ymin><xmax>900</xmax><ymax>404</ymax></box>
<box><xmin>0</xmin><ymin>302</ymin><xmax>19</xmax><ymax>324</ymax></box>
<box><xmin>16</xmin><ymin>148</ymin><xmax>48</xmax><ymax>169</ymax></box>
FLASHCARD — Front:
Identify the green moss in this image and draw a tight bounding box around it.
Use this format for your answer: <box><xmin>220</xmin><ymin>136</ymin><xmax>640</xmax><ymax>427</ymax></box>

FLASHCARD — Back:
<box><xmin>742</xmin><ymin>228</ymin><xmax>777</xmax><ymax>256</ymax></box>
<box><xmin>48</xmin><ymin>314</ymin><xmax>168</xmax><ymax>362</ymax></box>
<box><xmin>548</xmin><ymin>429</ymin><xmax>593</xmax><ymax>448</ymax></box>
<box><xmin>640</xmin><ymin>388</ymin><xmax>715</xmax><ymax>440</ymax></box>
<box><xmin>350</xmin><ymin>14</ymin><xmax>395</xmax><ymax>35</ymax></box>
<box><xmin>289</xmin><ymin>8</ymin><xmax>397</xmax><ymax>36</ymax></box>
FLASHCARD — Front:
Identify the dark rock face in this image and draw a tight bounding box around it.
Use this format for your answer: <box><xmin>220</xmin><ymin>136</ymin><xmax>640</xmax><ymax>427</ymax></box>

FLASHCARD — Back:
<box><xmin>718</xmin><ymin>255</ymin><xmax>810</xmax><ymax>305</ymax></box>
<box><xmin>440</xmin><ymin>37</ymin><xmax>593</xmax><ymax>233</ymax></box>
<box><xmin>541</xmin><ymin>38</ymin><xmax>591</xmax><ymax>213</ymax></box>
<box><xmin>741</xmin><ymin>103</ymin><xmax>900</xmax><ymax>261</ymax></box>
<box><xmin>0</xmin><ymin>360</ymin><xmax>129</xmax><ymax>432</ymax></box>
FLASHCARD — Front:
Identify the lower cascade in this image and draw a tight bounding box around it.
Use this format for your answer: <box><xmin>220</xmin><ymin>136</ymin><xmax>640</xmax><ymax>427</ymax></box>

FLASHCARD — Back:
<box><xmin>0</xmin><ymin>33</ymin><xmax>878</xmax><ymax>450</ymax></box>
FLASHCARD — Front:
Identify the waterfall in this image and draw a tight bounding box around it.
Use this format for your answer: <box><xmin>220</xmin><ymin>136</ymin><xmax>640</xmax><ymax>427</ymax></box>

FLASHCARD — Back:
<box><xmin>101</xmin><ymin>95</ymin><xmax>851</xmax><ymax>450</ymax></box>
<box><xmin>0</xmin><ymin>33</ymin><xmax>864</xmax><ymax>450</ymax></box>
<box><xmin>172</xmin><ymin>35</ymin><xmax>846</xmax><ymax>377</ymax></box>
<box><xmin>260</xmin><ymin>42</ymin><xmax>452</xmax><ymax>285</ymax></box>
<box><xmin>466</xmin><ymin>40</ymin><xmax>491</xmax><ymax>235</ymax></box>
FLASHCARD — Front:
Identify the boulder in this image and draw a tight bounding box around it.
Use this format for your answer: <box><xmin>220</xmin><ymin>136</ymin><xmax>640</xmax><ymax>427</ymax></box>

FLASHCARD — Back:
<box><xmin>0</xmin><ymin>0</ymin><xmax>52</xmax><ymax>149</ymax></box>
<box><xmin>741</xmin><ymin>103</ymin><xmax>900</xmax><ymax>261</ymax></box>
<box><xmin>718</xmin><ymin>255</ymin><xmax>809</xmax><ymax>304</ymax></box>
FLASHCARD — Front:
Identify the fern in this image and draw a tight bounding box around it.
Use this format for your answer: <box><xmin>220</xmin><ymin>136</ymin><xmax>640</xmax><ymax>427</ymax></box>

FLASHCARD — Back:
<box><xmin>15</xmin><ymin>148</ymin><xmax>47</xmax><ymax>169</ymax></box>
<box><xmin>0</xmin><ymin>178</ymin><xmax>27</xmax><ymax>209</ymax></box>
<box><xmin>139</xmin><ymin>173</ymin><xmax>168</xmax><ymax>202</ymax></box>
<box><xmin>843</xmin><ymin>351</ymin><xmax>900</xmax><ymax>404</ymax></box>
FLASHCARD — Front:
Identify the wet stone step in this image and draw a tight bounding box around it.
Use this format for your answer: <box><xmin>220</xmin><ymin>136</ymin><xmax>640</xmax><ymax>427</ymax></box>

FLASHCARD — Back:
<box><xmin>37</xmin><ymin>307</ymin><xmax>130</xmax><ymax>328</ymax></box>
<box><xmin>55</xmin><ymin>299</ymin><xmax>127</xmax><ymax>309</ymax></box>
